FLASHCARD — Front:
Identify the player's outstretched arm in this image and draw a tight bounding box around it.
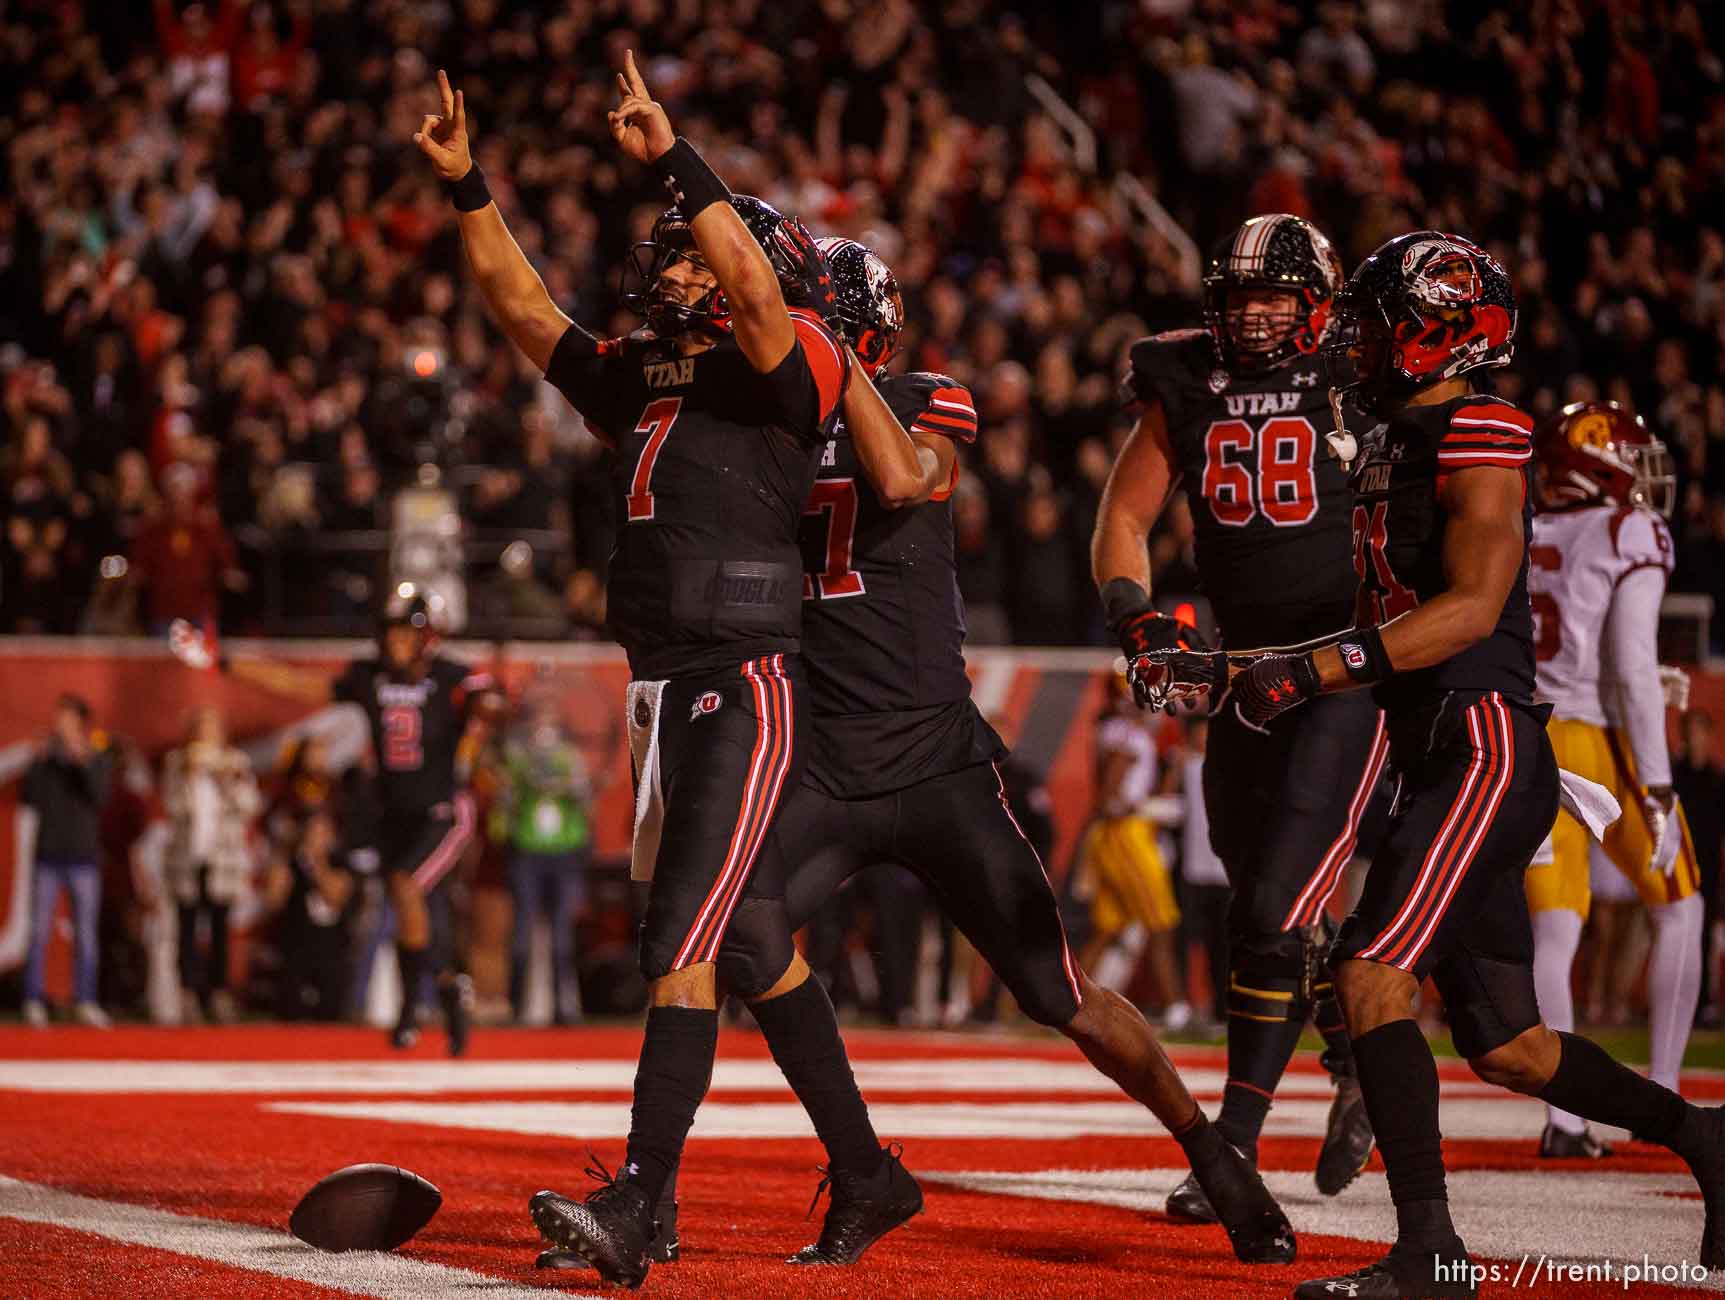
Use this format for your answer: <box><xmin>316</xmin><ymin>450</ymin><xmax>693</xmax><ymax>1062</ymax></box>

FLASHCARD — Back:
<box><xmin>844</xmin><ymin>360</ymin><xmax>949</xmax><ymax>508</ymax></box>
<box><xmin>167</xmin><ymin>618</ymin><xmax>333</xmax><ymax>702</ymax></box>
<box><xmin>1312</xmin><ymin>464</ymin><xmax>1525</xmax><ymax>687</ymax></box>
<box><xmin>607</xmin><ymin>51</ymin><xmax>794</xmax><ymax>374</ymax></box>
<box><xmin>415</xmin><ymin>70</ymin><xmax>577</xmax><ymax>372</ymax></box>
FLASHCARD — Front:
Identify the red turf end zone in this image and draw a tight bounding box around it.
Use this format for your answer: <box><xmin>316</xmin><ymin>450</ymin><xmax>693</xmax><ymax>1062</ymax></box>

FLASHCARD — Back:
<box><xmin>0</xmin><ymin>1025</ymin><xmax>1716</xmax><ymax>1298</ymax></box>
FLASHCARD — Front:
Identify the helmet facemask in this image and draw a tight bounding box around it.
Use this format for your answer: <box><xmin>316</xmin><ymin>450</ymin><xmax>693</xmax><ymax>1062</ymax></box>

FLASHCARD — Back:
<box><xmin>620</xmin><ymin>229</ymin><xmax>726</xmax><ymax>338</ymax></box>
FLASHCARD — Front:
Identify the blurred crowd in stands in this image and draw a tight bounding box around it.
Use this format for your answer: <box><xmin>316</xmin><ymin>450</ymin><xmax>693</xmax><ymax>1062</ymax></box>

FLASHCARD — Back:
<box><xmin>2</xmin><ymin>0</ymin><xmax>1725</xmax><ymax>647</ymax></box>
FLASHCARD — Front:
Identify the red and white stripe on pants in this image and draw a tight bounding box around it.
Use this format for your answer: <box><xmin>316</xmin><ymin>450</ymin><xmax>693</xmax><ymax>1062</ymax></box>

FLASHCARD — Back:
<box><xmin>410</xmin><ymin>791</ymin><xmax>476</xmax><ymax>891</ymax></box>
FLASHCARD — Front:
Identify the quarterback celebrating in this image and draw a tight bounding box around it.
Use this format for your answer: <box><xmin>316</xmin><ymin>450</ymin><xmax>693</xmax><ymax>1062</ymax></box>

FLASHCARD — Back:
<box><xmin>1142</xmin><ymin>232</ymin><xmax>1725</xmax><ymax>1299</ymax></box>
<box><xmin>1093</xmin><ymin>214</ymin><xmax>1382</xmax><ymax>1219</ymax></box>
<box><xmin>417</xmin><ymin>59</ymin><xmax>904</xmax><ymax>1287</ymax></box>
<box><xmin>1525</xmin><ymin>400</ymin><xmax>1700</xmax><ymax>1155</ymax></box>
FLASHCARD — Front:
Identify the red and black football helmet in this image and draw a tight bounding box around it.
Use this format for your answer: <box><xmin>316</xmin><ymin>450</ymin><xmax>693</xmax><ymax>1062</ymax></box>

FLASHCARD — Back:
<box><xmin>620</xmin><ymin>194</ymin><xmax>836</xmax><ymax>338</ymax></box>
<box><xmin>1202</xmin><ymin>214</ymin><xmax>1342</xmax><ymax>374</ymax></box>
<box><xmin>1533</xmin><ymin>400</ymin><xmax>1676</xmax><ymax>517</ymax></box>
<box><xmin>815</xmin><ymin>236</ymin><xmax>904</xmax><ymax>375</ymax></box>
<box><xmin>1326</xmin><ymin>231</ymin><xmax>1516</xmax><ymax>411</ymax></box>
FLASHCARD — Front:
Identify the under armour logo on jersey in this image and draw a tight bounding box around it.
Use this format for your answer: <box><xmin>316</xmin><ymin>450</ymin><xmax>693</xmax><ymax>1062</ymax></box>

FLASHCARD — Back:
<box><xmin>644</xmin><ymin>358</ymin><xmax>695</xmax><ymax>389</ymax></box>
<box><xmin>689</xmin><ymin>691</ymin><xmax>722</xmax><ymax>721</ymax></box>
<box><xmin>1292</xmin><ymin>370</ymin><xmax>1318</xmax><ymax>387</ymax></box>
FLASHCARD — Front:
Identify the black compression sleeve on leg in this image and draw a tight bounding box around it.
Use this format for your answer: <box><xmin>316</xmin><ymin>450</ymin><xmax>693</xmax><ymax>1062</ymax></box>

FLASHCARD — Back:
<box><xmin>1352</xmin><ymin>1019</ymin><xmax>1454</xmax><ymax>1248</ymax></box>
<box><xmin>751</xmin><ymin>976</ymin><xmax>884</xmax><ymax>1178</ymax></box>
<box><xmin>1537</xmin><ymin>1030</ymin><xmax>1689</xmax><ymax>1147</ymax></box>
<box><xmin>624</xmin><ymin>1007</ymin><xmax>719</xmax><ymax>1205</ymax></box>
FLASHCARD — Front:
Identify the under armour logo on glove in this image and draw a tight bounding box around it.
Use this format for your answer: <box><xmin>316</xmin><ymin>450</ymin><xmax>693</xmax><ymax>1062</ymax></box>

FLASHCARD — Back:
<box><xmin>1231</xmin><ymin>652</ymin><xmax>1321</xmax><ymax>731</ymax></box>
<box><xmin>771</xmin><ymin>216</ymin><xmax>839</xmax><ymax>320</ymax></box>
<box><xmin>1117</xmin><ymin>611</ymin><xmax>1211</xmax><ymax>707</ymax></box>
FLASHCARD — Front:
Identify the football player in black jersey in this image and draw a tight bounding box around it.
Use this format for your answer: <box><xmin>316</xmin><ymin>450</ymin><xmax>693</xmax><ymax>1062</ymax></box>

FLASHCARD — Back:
<box><xmin>174</xmin><ymin>586</ymin><xmax>496</xmax><ymax>1054</ymax></box>
<box><xmin>1091</xmin><ymin>215</ymin><xmax>1382</xmax><ymax>1219</ymax></box>
<box><xmin>632</xmin><ymin>235</ymin><xmax>1293</xmax><ymax>1268</ymax></box>
<box><xmin>1147</xmin><ymin>233</ymin><xmax>1725</xmax><ymax>1299</ymax></box>
<box><xmin>416</xmin><ymin>60</ymin><xmax>907</xmax><ymax>1287</ymax></box>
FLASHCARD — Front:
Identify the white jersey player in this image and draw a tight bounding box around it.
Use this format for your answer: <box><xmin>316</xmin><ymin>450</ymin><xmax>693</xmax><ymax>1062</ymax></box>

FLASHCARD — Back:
<box><xmin>1525</xmin><ymin>400</ymin><xmax>1699</xmax><ymax>1157</ymax></box>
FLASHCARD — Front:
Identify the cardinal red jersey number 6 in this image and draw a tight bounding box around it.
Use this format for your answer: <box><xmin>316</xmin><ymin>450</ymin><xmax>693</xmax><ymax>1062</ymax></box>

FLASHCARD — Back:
<box><xmin>1201</xmin><ymin>416</ymin><xmax>1319</xmax><ymax>527</ymax></box>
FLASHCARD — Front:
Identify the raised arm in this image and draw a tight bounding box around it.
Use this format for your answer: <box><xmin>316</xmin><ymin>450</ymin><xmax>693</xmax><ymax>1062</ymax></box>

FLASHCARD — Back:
<box><xmin>414</xmin><ymin>70</ymin><xmax>584</xmax><ymax>372</ymax></box>
<box><xmin>608</xmin><ymin>51</ymin><xmax>795</xmax><ymax>374</ymax></box>
<box><xmin>844</xmin><ymin>363</ymin><xmax>950</xmax><ymax>509</ymax></box>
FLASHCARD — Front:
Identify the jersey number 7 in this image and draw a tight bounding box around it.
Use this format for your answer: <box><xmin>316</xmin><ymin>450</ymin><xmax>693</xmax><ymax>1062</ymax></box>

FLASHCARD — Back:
<box><xmin>625</xmin><ymin>397</ymin><xmax>684</xmax><ymax>522</ymax></box>
<box><xmin>802</xmin><ymin>479</ymin><xmax>864</xmax><ymax>600</ymax></box>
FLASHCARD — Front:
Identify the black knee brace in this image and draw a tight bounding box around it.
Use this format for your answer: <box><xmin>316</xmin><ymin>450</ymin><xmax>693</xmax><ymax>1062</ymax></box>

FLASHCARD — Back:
<box><xmin>713</xmin><ymin>897</ymin><xmax>796</xmax><ymax>1000</ymax></box>
<box><xmin>1433</xmin><ymin>954</ymin><xmax>1543</xmax><ymax>1059</ymax></box>
<box><xmin>1227</xmin><ymin>927</ymin><xmax>1310</xmax><ymax>1024</ymax></box>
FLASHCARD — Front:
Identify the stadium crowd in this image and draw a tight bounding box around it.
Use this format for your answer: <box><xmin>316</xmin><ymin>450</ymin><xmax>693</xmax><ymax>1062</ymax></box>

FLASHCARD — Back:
<box><xmin>2</xmin><ymin>0</ymin><xmax>1724</xmax><ymax>645</ymax></box>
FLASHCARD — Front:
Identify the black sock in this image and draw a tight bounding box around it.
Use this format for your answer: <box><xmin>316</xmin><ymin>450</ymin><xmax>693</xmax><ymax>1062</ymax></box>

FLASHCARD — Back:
<box><xmin>396</xmin><ymin>947</ymin><xmax>424</xmax><ymax>1017</ymax></box>
<box><xmin>1353</xmin><ymin>1019</ymin><xmax>1453</xmax><ymax>1248</ymax></box>
<box><xmin>1218</xmin><ymin>984</ymin><xmax>1304</xmax><ymax>1157</ymax></box>
<box><xmin>624</xmin><ymin>1007</ymin><xmax>719</xmax><ymax>1205</ymax></box>
<box><xmin>752</xmin><ymin>976</ymin><xmax>883</xmax><ymax>1178</ymax></box>
<box><xmin>1538</xmin><ymin>1031</ymin><xmax>1689</xmax><ymax>1148</ymax></box>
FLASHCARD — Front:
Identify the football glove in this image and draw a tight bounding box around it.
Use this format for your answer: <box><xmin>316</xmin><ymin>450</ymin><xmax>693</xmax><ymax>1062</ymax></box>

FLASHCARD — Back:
<box><xmin>1645</xmin><ymin>787</ymin><xmax>1681</xmax><ymax>877</ymax></box>
<box><xmin>1659</xmin><ymin>665</ymin><xmax>1692</xmax><ymax>712</ymax></box>
<box><xmin>1129</xmin><ymin>649</ymin><xmax>1230</xmax><ymax>713</ymax></box>
<box><xmin>1230</xmin><ymin>652</ymin><xmax>1321</xmax><ymax>731</ymax></box>
<box><xmin>770</xmin><ymin>215</ymin><xmax>841</xmax><ymax>324</ymax></box>
<box><xmin>1117</xmin><ymin>613</ymin><xmax>1213</xmax><ymax>708</ymax></box>
<box><xmin>168</xmin><ymin>618</ymin><xmax>219</xmax><ymax>671</ymax></box>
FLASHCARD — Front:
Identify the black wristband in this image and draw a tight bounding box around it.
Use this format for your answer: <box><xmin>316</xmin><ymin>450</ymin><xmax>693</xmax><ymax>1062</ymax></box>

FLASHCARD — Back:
<box><xmin>445</xmin><ymin>163</ymin><xmax>492</xmax><ymax>213</ymax></box>
<box><xmin>1334</xmin><ymin>625</ymin><xmax>1394</xmax><ymax>686</ymax></box>
<box><xmin>653</xmin><ymin>136</ymin><xmax>731</xmax><ymax>218</ymax></box>
<box><xmin>1100</xmin><ymin>578</ymin><xmax>1154</xmax><ymax>635</ymax></box>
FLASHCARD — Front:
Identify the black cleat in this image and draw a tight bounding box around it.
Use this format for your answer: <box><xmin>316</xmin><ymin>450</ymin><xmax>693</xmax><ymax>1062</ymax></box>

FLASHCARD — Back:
<box><xmin>1539</xmin><ymin>1122</ymin><xmax>1613</xmax><ymax>1159</ymax></box>
<box><xmin>441</xmin><ymin>974</ymin><xmax>475</xmax><ymax>1058</ymax></box>
<box><xmin>529</xmin><ymin>1157</ymin><xmax>656</xmax><ymax>1289</ymax></box>
<box><xmin>1164</xmin><ymin>1169</ymin><xmax>1219</xmax><ymax>1223</ymax></box>
<box><xmin>1316</xmin><ymin>1073</ymin><xmax>1376</xmax><ymax>1195</ymax></box>
<box><xmin>1187</xmin><ymin>1135</ymin><xmax>1295</xmax><ymax>1264</ymax></box>
<box><xmin>1294</xmin><ymin>1238</ymin><xmax>1477</xmax><ymax>1298</ymax></box>
<box><xmin>390</xmin><ymin>1018</ymin><xmax>419</xmax><ymax>1050</ymax></box>
<box><xmin>786</xmin><ymin>1144</ymin><xmax>922</xmax><ymax>1265</ymax></box>
<box><xmin>1676</xmin><ymin>1104</ymin><xmax>1725</xmax><ymax>1268</ymax></box>
<box><xmin>648</xmin><ymin>1196</ymin><xmax>679</xmax><ymax>1263</ymax></box>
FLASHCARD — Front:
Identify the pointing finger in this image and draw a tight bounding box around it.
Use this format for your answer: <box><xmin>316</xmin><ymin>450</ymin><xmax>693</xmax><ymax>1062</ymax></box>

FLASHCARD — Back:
<box><xmin>437</xmin><ymin>68</ymin><xmax>454</xmax><ymax>119</ymax></box>
<box><xmin>454</xmin><ymin>88</ymin><xmax>465</xmax><ymax>131</ymax></box>
<box><xmin>625</xmin><ymin>49</ymin><xmax>650</xmax><ymax>99</ymax></box>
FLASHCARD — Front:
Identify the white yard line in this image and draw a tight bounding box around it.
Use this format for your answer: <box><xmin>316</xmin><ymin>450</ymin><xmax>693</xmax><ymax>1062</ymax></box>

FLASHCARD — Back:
<box><xmin>0</xmin><ymin>1174</ymin><xmax>591</xmax><ymax>1300</ymax></box>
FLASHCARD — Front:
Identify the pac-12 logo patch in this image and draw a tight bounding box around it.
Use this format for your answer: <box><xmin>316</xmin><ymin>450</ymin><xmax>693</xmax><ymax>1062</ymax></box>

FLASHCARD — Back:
<box><xmin>690</xmin><ymin>691</ymin><xmax>723</xmax><ymax>721</ymax></box>
<box><xmin>1341</xmin><ymin>642</ymin><xmax>1367</xmax><ymax>670</ymax></box>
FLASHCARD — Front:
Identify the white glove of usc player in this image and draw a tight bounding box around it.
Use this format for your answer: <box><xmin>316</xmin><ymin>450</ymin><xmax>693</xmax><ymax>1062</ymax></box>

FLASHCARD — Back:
<box><xmin>1645</xmin><ymin>789</ymin><xmax>1681</xmax><ymax>877</ymax></box>
<box><xmin>1659</xmin><ymin>664</ymin><xmax>1692</xmax><ymax>712</ymax></box>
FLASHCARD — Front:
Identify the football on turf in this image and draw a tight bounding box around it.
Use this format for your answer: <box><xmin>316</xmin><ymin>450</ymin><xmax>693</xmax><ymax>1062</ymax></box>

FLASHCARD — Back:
<box><xmin>288</xmin><ymin>1163</ymin><xmax>442</xmax><ymax>1252</ymax></box>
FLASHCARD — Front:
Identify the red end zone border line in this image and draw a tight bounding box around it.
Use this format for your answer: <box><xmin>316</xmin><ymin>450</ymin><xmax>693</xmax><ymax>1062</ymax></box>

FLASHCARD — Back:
<box><xmin>0</xmin><ymin>1174</ymin><xmax>597</xmax><ymax>1300</ymax></box>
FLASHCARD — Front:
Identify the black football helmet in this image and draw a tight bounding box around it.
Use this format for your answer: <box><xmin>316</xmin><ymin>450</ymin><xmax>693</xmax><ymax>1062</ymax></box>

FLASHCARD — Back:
<box><xmin>378</xmin><ymin>582</ymin><xmax>446</xmax><ymax>669</ymax></box>
<box><xmin>620</xmin><ymin>194</ymin><xmax>836</xmax><ymax>338</ymax></box>
<box><xmin>815</xmin><ymin>236</ymin><xmax>904</xmax><ymax>374</ymax></box>
<box><xmin>1202</xmin><ymin>214</ymin><xmax>1342</xmax><ymax>374</ymax></box>
<box><xmin>1325</xmin><ymin>231</ymin><xmax>1517</xmax><ymax>412</ymax></box>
